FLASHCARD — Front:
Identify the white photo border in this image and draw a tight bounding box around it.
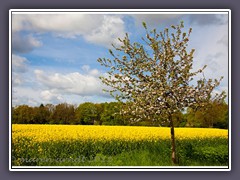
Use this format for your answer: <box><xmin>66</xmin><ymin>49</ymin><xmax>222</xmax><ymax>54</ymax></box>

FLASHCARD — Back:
<box><xmin>9</xmin><ymin>9</ymin><xmax>231</xmax><ymax>171</ymax></box>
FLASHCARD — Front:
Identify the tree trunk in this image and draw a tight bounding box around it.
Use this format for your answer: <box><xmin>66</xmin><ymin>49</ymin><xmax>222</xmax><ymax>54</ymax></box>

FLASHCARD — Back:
<box><xmin>169</xmin><ymin>114</ymin><xmax>177</xmax><ymax>165</ymax></box>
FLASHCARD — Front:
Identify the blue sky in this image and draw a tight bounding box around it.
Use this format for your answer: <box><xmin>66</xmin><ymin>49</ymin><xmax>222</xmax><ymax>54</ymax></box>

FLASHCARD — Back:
<box><xmin>11</xmin><ymin>11</ymin><xmax>229</xmax><ymax>106</ymax></box>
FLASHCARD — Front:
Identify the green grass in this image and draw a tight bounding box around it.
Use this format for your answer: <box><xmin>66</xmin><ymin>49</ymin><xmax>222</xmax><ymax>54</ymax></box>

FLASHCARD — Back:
<box><xmin>12</xmin><ymin>138</ymin><xmax>228</xmax><ymax>166</ymax></box>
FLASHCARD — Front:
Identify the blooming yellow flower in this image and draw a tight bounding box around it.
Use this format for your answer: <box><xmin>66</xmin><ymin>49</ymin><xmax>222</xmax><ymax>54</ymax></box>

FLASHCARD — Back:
<box><xmin>12</xmin><ymin>124</ymin><xmax>228</xmax><ymax>143</ymax></box>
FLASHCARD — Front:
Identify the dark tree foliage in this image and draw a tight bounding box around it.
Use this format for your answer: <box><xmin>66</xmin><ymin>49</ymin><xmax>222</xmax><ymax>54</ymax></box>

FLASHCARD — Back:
<box><xmin>75</xmin><ymin>102</ymin><xmax>98</xmax><ymax>125</ymax></box>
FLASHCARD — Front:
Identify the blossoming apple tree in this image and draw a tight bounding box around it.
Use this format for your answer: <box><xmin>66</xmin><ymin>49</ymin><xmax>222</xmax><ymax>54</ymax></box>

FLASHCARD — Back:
<box><xmin>97</xmin><ymin>21</ymin><xmax>226</xmax><ymax>164</ymax></box>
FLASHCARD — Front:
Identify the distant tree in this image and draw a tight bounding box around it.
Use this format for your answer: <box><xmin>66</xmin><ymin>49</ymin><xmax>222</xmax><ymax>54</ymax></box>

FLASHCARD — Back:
<box><xmin>45</xmin><ymin>104</ymin><xmax>55</xmax><ymax>124</ymax></box>
<box><xmin>172</xmin><ymin>111</ymin><xmax>186</xmax><ymax>127</ymax></box>
<box><xmin>94</xmin><ymin>103</ymin><xmax>105</xmax><ymax>125</ymax></box>
<box><xmin>98</xmin><ymin>21</ymin><xmax>226</xmax><ymax>164</ymax></box>
<box><xmin>75</xmin><ymin>102</ymin><xmax>97</xmax><ymax>125</ymax></box>
<box><xmin>52</xmin><ymin>103</ymin><xmax>75</xmax><ymax>124</ymax></box>
<box><xmin>32</xmin><ymin>104</ymin><xmax>50</xmax><ymax>124</ymax></box>
<box><xmin>101</xmin><ymin>102</ymin><xmax>124</xmax><ymax>125</ymax></box>
<box><xmin>12</xmin><ymin>105</ymin><xmax>33</xmax><ymax>124</ymax></box>
<box><xmin>12</xmin><ymin>107</ymin><xmax>17</xmax><ymax>124</ymax></box>
<box><xmin>186</xmin><ymin>102</ymin><xmax>228</xmax><ymax>128</ymax></box>
<box><xmin>222</xmin><ymin>109</ymin><xmax>229</xmax><ymax>129</ymax></box>
<box><xmin>211</xmin><ymin>102</ymin><xmax>228</xmax><ymax>129</ymax></box>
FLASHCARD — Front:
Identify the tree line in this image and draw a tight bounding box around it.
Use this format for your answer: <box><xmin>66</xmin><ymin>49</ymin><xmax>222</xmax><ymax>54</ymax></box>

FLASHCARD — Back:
<box><xmin>12</xmin><ymin>101</ymin><xmax>228</xmax><ymax>129</ymax></box>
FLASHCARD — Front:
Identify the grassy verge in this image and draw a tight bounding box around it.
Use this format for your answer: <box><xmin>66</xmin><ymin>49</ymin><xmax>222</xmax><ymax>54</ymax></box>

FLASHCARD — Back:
<box><xmin>12</xmin><ymin>138</ymin><xmax>228</xmax><ymax>166</ymax></box>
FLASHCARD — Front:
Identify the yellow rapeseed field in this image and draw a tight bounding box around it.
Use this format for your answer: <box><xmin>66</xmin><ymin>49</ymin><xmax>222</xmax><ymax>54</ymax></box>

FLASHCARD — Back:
<box><xmin>12</xmin><ymin>124</ymin><xmax>229</xmax><ymax>166</ymax></box>
<box><xmin>12</xmin><ymin>124</ymin><xmax>228</xmax><ymax>143</ymax></box>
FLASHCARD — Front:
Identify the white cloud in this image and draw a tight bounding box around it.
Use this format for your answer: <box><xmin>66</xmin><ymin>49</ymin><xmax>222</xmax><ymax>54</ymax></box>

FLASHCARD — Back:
<box><xmin>189</xmin><ymin>23</ymin><xmax>228</xmax><ymax>79</ymax></box>
<box><xmin>81</xmin><ymin>65</ymin><xmax>101</xmax><ymax>77</ymax></box>
<box><xmin>34</xmin><ymin>67</ymin><xmax>109</xmax><ymax>97</ymax></box>
<box><xmin>12</xmin><ymin>54</ymin><xmax>28</xmax><ymax>73</ymax></box>
<box><xmin>12</xmin><ymin>55</ymin><xmax>29</xmax><ymax>86</ymax></box>
<box><xmin>188</xmin><ymin>14</ymin><xmax>228</xmax><ymax>26</ymax></box>
<box><xmin>40</xmin><ymin>90</ymin><xmax>63</xmax><ymax>102</ymax></box>
<box><xmin>132</xmin><ymin>14</ymin><xmax>228</xmax><ymax>27</ymax></box>
<box><xmin>131</xmin><ymin>14</ymin><xmax>183</xmax><ymax>27</ymax></box>
<box><xmin>217</xmin><ymin>34</ymin><xmax>228</xmax><ymax>47</ymax></box>
<box><xmin>11</xmin><ymin>64</ymin><xmax>113</xmax><ymax>106</ymax></box>
<box><xmin>12</xmin><ymin>14</ymin><xmax>100</xmax><ymax>33</ymax></box>
<box><xmin>81</xmin><ymin>65</ymin><xmax>90</xmax><ymax>72</ymax></box>
<box><xmin>89</xmin><ymin>69</ymin><xmax>101</xmax><ymax>77</ymax></box>
<box><xmin>12</xmin><ymin>14</ymin><xmax>126</xmax><ymax>47</ymax></box>
<box><xmin>84</xmin><ymin>15</ymin><xmax>125</xmax><ymax>47</ymax></box>
<box><xmin>12</xmin><ymin>33</ymin><xmax>42</xmax><ymax>53</ymax></box>
<box><xmin>12</xmin><ymin>86</ymin><xmax>63</xmax><ymax>106</ymax></box>
<box><xmin>186</xmin><ymin>22</ymin><xmax>229</xmax><ymax>102</ymax></box>
<box><xmin>12</xmin><ymin>75</ymin><xmax>24</xmax><ymax>86</ymax></box>
<box><xmin>12</xmin><ymin>86</ymin><xmax>41</xmax><ymax>106</ymax></box>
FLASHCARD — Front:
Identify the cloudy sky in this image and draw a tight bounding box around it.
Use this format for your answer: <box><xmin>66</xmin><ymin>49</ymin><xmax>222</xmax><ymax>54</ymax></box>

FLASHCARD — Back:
<box><xmin>11</xmin><ymin>10</ymin><xmax>229</xmax><ymax>107</ymax></box>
